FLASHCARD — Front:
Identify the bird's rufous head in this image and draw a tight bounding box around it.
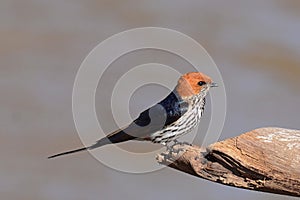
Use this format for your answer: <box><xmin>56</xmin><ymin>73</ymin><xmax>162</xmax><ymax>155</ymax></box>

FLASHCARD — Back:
<box><xmin>175</xmin><ymin>72</ymin><xmax>217</xmax><ymax>98</ymax></box>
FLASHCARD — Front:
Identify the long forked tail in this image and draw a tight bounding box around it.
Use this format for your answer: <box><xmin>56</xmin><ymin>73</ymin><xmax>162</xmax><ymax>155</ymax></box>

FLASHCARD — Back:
<box><xmin>48</xmin><ymin>137</ymin><xmax>111</xmax><ymax>159</ymax></box>
<box><xmin>48</xmin><ymin>147</ymin><xmax>88</xmax><ymax>159</ymax></box>
<box><xmin>48</xmin><ymin>129</ymin><xmax>136</xmax><ymax>159</ymax></box>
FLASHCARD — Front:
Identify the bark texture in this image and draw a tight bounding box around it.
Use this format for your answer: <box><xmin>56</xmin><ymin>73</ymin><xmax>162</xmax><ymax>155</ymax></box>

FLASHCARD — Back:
<box><xmin>157</xmin><ymin>127</ymin><xmax>300</xmax><ymax>197</ymax></box>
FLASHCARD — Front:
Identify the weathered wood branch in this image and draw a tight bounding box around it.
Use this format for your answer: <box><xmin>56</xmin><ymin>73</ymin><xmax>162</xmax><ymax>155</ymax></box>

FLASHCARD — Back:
<box><xmin>157</xmin><ymin>127</ymin><xmax>300</xmax><ymax>197</ymax></box>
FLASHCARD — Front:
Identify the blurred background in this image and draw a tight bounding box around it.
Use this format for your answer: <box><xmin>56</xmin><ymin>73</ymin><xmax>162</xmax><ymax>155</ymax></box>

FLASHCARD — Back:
<box><xmin>1</xmin><ymin>0</ymin><xmax>300</xmax><ymax>199</ymax></box>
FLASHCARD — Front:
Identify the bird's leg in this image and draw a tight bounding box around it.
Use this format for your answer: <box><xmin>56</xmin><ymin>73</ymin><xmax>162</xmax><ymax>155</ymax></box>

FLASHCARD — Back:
<box><xmin>166</xmin><ymin>140</ymin><xmax>179</xmax><ymax>150</ymax></box>
<box><xmin>161</xmin><ymin>142</ymin><xmax>175</xmax><ymax>153</ymax></box>
<box><xmin>159</xmin><ymin>142</ymin><xmax>175</xmax><ymax>161</ymax></box>
<box><xmin>164</xmin><ymin>142</ymin><xmax>177</xmax><ymax>153</ymax></box>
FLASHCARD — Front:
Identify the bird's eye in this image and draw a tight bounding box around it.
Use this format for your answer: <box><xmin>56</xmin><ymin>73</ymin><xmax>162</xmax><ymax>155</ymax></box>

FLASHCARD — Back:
<box><xmin>198</xmin><ymin>81</ymin><xmax>206</xmax><ymax>86</ymax></box>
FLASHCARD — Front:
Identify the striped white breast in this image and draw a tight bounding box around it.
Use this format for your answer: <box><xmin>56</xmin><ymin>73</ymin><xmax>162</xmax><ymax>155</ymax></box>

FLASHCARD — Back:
<box><xmin>150</xmin><ymin>95</ymin><xmax>205</xmax><ymax>144</ymax></box>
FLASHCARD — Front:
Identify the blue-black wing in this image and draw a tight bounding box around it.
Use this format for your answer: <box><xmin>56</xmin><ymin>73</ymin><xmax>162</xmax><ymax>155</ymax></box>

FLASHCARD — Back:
<box><xmin>93</xmin><ymin>91</ymin><xmax>189</xmax><ymax>145</ymax></box>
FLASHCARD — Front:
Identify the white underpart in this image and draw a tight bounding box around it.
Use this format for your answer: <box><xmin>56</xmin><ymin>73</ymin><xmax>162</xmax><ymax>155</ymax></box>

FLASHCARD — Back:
<box><xmin>150</xmin><ymin>88</ymin><xmax>209</xmax><ymax>144</ymax></box>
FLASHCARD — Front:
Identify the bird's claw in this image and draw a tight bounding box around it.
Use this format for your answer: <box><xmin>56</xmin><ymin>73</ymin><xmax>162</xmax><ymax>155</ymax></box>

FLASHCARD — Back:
<box><xmin>165</xmin><ymin>140</ymin><xmax>190</xmax><ymax>155</ymax></box>
<box><xmin>173</xmin><ymin>140</ymin><xmax>192</xmax><ymax>146</ymax></box>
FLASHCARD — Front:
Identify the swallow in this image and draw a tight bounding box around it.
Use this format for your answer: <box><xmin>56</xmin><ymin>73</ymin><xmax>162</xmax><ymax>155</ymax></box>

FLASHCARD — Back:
<box><xmin>48</xmin><ymin>72</ymin><xmax>217</xmax><ymax>158</ymax></box>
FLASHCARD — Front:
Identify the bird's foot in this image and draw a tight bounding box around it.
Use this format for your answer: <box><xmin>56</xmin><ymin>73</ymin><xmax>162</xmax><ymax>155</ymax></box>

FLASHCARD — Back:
<box><xmin>162</xmin><ymin>148</ymin><xmax>184</xmax><ymax>161</ymax></box>
<box><xmin>164</xmin><ymin>141</ymin><xmax>189</xmax><ymax>156</ymax></box>
<box><xmin>173</xmin><ymin>139</ymin><xmax>192</xmax><ymax>146</ymax></box>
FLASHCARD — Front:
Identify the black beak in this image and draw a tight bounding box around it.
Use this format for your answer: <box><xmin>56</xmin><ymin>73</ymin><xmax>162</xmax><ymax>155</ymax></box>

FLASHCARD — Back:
<box><xmin>210</xmin><ymin>82</ymin><xmax>218</xmax><ymax>87</ymax></box>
